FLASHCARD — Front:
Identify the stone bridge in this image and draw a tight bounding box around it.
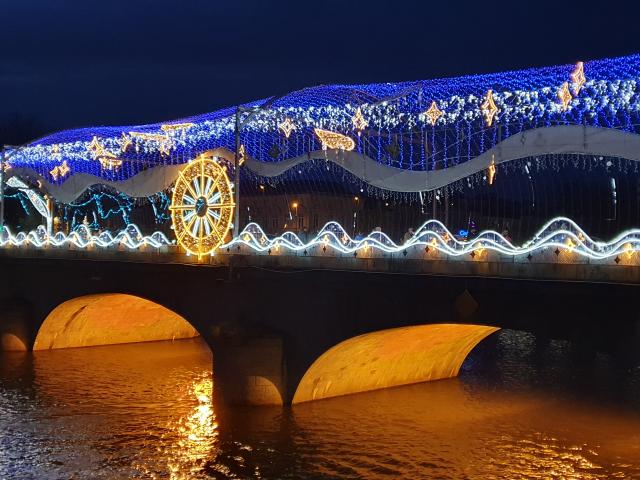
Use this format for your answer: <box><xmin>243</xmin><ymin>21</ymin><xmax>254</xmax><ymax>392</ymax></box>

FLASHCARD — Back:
<box><xmin>1</xmin><ymin>250</ymin><xmax>639</xmax><ymax>405</ymax></box>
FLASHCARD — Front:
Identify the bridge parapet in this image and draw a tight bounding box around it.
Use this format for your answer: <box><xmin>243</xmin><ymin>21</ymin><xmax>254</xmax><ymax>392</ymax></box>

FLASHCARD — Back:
<box><xmin>1</xmin><ymin>241</ymin><xmax>640</xmax><ymax>284</ymax></box>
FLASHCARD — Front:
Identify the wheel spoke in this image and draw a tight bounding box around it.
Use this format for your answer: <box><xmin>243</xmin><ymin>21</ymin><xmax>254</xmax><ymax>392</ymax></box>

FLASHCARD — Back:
<box><xmin>192</xmin><ymin>178</ymin><xmax>201</xmax><ymax>197</ymax></box>
<box><xmin>191</xmin><ymin>217</ymin><xmax>201</xmax><ymax>237</ymax></box>
<box><xmin>211</xmin><ymin>210</ymin><xmax>221</xmax><ymax>222</ymax></box>
<box><xmin>207</xmin><ymin>172</ymin><xmax>222</xmax><ymax>198</ymax></box>
<box><xmin>208</xmin><ymin>202</ymin><xmax>234</xmax><ymax>208</ymax></box>
<box><xmin>198</xmin><ymin>213</ymin><xmax>204</xmax><ymax>241</ymax></box>
<box><xmin>178</xmin><ymin>169</ymin><xmax>198</xmax><ymax>199</ymax></box>
<box><xmin>171</xmin><ymin>204</ymin><xmax>197</xmax><ymax>211</ymax></box>
<box><xmin>208</xmin><ymin>191</ymin><xmax>221</xmax><ymax>205</ymax></box>
<box><xmin>183</xmin><ymin>209</ymin><xmax>196</xmax><ymax>223</ymax></box>
<box><xmin>203</xmin><ymin>177</ymin><xmax>213</xmax><ymax>198</ymax></box>
<box><xmin>187</xmin><ymin>214</ymin><xmax>198</xmax><ymax>232</ymax></box>
<box><xmin>199</xmin><ymin>159</ymin><xmax>205</xmax><ymax>196</ymax></box>
<box><xmin>204</xmin><ymin>213</ymin><xmax>218</xmax><ymax>233</ymax></box>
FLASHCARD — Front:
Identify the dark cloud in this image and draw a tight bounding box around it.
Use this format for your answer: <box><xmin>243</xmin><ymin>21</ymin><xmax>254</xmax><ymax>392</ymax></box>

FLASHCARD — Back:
<box><xmin>2</xmin><ymin>0</ymin><xmax>639</xmax><ymax>137</ymax></box>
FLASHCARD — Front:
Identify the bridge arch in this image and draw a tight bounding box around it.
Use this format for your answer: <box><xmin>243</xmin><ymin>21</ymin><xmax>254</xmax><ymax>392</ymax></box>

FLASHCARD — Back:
<box><xmin>33</xmin><ymin>293</ymin><xmax>200</xmax><ymax>350</ymax></box>
<box><xmin>292</xmin><ymin>324</ymin><xmax>499</xmax><ymax>404</ymax></box>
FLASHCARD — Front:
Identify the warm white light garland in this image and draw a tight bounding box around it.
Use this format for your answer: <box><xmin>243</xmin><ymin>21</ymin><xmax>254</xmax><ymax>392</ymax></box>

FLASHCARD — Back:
<box><xmin>2</xmin><ymin>217</ymin><xmax>640</xmax><ymax>263</ymax></box>
<box><xmin>0</xmin><ymin>224</ymin><xmax>172</xmax><ymax>249</ymax></box>
<box><xmin>222</xmin><ymin>217</ymin><xmax>640</xmax><ymax>262</ymax></box>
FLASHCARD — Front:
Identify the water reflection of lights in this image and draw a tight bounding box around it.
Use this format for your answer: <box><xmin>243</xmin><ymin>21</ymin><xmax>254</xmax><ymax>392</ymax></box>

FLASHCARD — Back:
<box><xmin>137</xmin><ymin>374</ymin><xmax>219</xmax><ymax>480</ymax></box>
<box><xmin>165</xmin><ymin>375</ymin><xmax>219</xmax><ymax>479</ymax></box>
<box><xmin>185</xmin><ymin>377</ymin><xmax>218</xmax><ymax>443</ymax></box>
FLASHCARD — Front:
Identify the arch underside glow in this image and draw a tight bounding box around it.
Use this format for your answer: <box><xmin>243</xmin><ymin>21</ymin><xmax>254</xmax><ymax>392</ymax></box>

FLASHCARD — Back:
<box><xmin>9</xmin><ymin>125</ymin><xmax>640</xmax><ymax>203</ymax></box>
<box><xmin>33</xmin><ymin>293</ymin><xmax>199</xmax><ymax>350</ymax></box>
<box><xmin>293</xmin><ymin>324</ymin><xmax>499</xmax><ymax>403</ymax></box>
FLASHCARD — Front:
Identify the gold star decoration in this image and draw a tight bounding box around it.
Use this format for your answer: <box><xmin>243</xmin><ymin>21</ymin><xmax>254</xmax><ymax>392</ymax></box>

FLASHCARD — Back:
<box><xmin>570</xmin><ymin>61</ymin><xmax>585</xmax><ymax>96</ymax></box>
<box><xmin>424</xmin><ymin>101</ymin><xmax>443</xmax><ymax>126</ymax></box>
<box><xmin>278</xmin><ymin>117</ymin><xmax>296</xmax><ymax>139</ymax></box>
<box><xmin>558</xmin><ymin>82</ymin><xmax>572</xmax><ymax>111</ymax></box>
<box><xmin>352</xmin><ymin>108</ymin><xmax>368</xmax><ymax>132</ymax></box>
<box><xmin>50</xmin><ymin>160</ymin><xmax>70</xmax><ymax>180</ymax></box>
<box><xmin>58</xmin><ymin>160</ymin><xmax>70</xmax><ymax>177</ymax></box>
<box><xmin>120</xmin><ymin>133</ymin><xmax>132</xmax><ymax>153</ymax></box>
<box><xmin>88</xmin><ymin>136</ymin><xmax>105</xmax><ymax>157</ymax></box>
<box><xmin>481</xmin><ymin>90</ymin><xmax>498</xmax><ymax>127</ymax></box>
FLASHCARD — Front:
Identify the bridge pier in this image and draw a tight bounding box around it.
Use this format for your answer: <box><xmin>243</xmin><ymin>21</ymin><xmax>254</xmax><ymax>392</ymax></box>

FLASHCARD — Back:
<box><xmin>0</xmin><ymin>298</ymin><xmax>32</xmax><ymax>351</ymax></box>
<box><xmin>211</xmin><ymin>333</ymin><xmax>287</xmax><ymax>406</ymax></box>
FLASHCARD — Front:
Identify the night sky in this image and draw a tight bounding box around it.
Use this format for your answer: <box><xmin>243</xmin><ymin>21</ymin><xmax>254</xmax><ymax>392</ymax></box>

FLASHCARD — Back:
<box><xmin>2</xmin><ymin>0</ymin><xmax>639</xmax><ymax>140</ymax></box>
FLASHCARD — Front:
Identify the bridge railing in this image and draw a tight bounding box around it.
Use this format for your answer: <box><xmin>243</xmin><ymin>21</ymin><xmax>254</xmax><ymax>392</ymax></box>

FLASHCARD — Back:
<box><xmin>2</xmin><ymin>217</ymin><xmax>640</xmax><ymax>270</ymax></box>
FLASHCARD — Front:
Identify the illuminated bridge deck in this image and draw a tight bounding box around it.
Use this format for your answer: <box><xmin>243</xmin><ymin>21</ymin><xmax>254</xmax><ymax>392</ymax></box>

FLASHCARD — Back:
<box><xmin>2</xmin><ymin>241</ymin><xmax>640</xmax><ymax>284</ymax></box>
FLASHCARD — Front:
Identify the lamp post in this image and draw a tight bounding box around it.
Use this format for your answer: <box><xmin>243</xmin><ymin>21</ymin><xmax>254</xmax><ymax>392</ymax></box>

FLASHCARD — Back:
<box><xmin>232</xmin><ymin>93</ymin><xmax>293</xmax><ymax>238</ymax></box>
<box><xmin>0</xmin><ymin>147</ymin><xmax>5</xmax><ymax>236</ymax></box>
<box><xmin>234</xmin><ymin>108</ymin><xmax>241</xmax><ymax>239</ymax></box>
<box><xmin>233</xmin><ymin>104</ymin><xmax>267</xmax><ymax>238</ymax></box>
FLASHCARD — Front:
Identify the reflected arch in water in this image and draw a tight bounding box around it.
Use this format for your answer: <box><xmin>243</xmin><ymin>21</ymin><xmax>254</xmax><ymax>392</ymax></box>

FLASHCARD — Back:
<box><xmin>1</xmin><ymin>333</ymin><xmax>28</xmax><ymax>351</ymax></box>
<box><xmin>0</xmin><ymin>298</ymin><xmax>32</xmax><ymax>352</ymax></box>
<box><xmin>293</xmin><ymin>323</ymin><xmax>499</xmax><ymax>404</ymax></box>
<box><xmin>33</xmin><ymin>293</ymin><xmax>199</xmax><ymax>350</ymax></box>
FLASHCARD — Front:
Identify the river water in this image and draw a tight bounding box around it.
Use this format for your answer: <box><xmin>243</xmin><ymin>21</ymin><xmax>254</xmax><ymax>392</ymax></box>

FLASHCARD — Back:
<box><xmin>1</xmin><ymin>330</ymin><xmax>640</xmax><ymax>479</ymax></box>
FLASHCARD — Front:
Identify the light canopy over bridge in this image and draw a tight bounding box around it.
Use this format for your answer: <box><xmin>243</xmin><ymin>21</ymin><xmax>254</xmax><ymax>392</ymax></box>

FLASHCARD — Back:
<box><xmin>2</xmin><ymin>54</ymin><xmax>640</xmax><ymax>261</ymax></box>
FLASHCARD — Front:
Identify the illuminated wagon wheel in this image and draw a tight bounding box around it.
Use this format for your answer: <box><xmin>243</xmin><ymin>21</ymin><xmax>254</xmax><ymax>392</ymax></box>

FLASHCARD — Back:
<box><xmin>170</xmin><ymin>156</ymin><xmax>235</xmax><ymax>258</ymax></box>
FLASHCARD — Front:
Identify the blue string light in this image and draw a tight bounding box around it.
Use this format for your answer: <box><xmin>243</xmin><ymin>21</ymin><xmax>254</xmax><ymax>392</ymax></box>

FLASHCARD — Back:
<box><xmin>5</xmin><ymin>54</ymin><xmax>639</xmax><ymax>190</ymax></box>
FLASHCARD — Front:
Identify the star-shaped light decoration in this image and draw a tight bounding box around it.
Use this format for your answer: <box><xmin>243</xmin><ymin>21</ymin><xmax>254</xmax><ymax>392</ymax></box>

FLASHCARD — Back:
<box><xmin>51</xmin><ymin>144</ymin><xmax>61</xmax><ymax>159</ymax></box>
<box><xmin>50</xmin><ymin>160</ymin><xmax>71</xmax><ymax>180</ymax></box>
<box><xmin>481</xmin><ymin>90</ymin><xmax>498</xmax><ymax>127</ymax></box>
<box><xmin>557</xmin><ymin>82</ymin><xmax>572</xmax><ymax>111</ymax></box>
<box><xmin>238</xmin><ymin>144</ymin><xmax>246</xmax><ymax>165</ymax></box>
<box><xmin>570</xmin><ymin>61</ymin><xmax>585</xmax><ymax>96</ymax></box>
<box><xmin>120</xmin><ymin>133</ymin><xmax>133</xmax><ymax>153</ymax></box>
<box><xmin>88</xmin><ymin>136</ymin><xmax>104</xmax><ymax>157</ymax></box>
<box><xmin>352</xmin><ymin>107</ymin><xmax>368</xmax><ymax>133</ymax></box>
<box><xmin>58</xmin><ymin>160</ymin><xmax>70</xmax><ymax>177</ymax></box>
<box><xmin>424</xmin><ymin>101</ymin><xmax>443</xmax><ymax>126</ymax></box>
<box><xmin>278</xmin><ymin>117</ymin><xmax>296</xmax><ymax>139</ymax></box>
